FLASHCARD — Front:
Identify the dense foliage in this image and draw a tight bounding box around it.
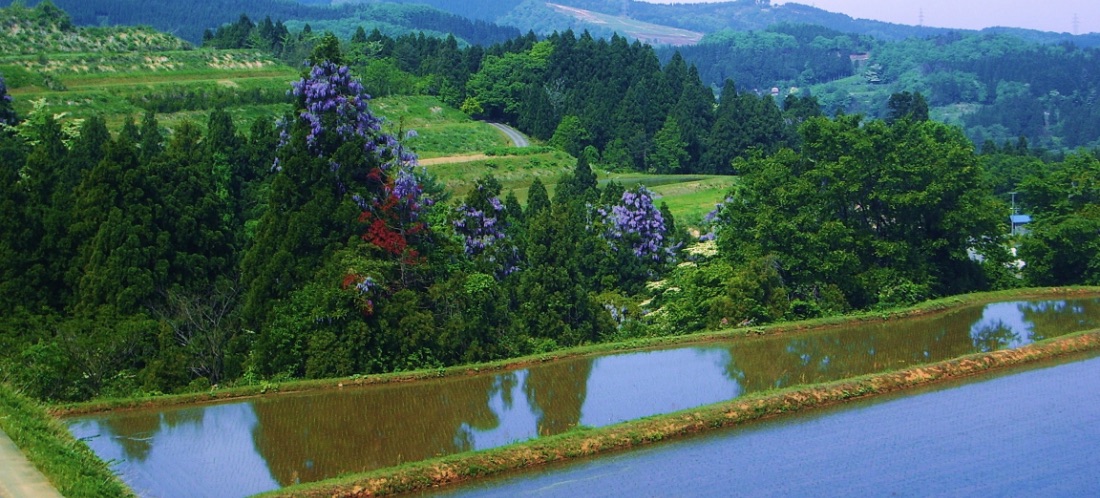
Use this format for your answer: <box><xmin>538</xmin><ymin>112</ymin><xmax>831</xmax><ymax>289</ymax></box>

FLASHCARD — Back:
<box><xmin>0</xmin><ymin>48</ymin><xmax>676</xmax><ymax>400</ymax></box>
<box><xmin>1</xmin><ymin>3</ymin><xmax>1097</xmax><ymax>407</ymax></box>
<box><xmin>661</xmin><ymin>24</ymin><xmax>868</xmax><ymax>91</ymax></box>
<box><xmin>202</xmin><ymin>7</ymin><xmax>519</xmax><ymax>54</ymax></box>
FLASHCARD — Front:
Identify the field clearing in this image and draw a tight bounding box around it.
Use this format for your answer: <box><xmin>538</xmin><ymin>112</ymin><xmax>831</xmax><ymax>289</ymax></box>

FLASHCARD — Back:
<box><xmin>426</xmin><ymin>151</ymin><xmax>577</xmax><ymax>201</ymax></box>
<box><xmin>373</xmin><ymin>96</ymin><xmax>510</xmax><ymax>158</ymax></box>
<box><xmin>646</xmin><ymin>176</ymin><xmax>736</xmax><ymax>223</ymax></box>
<box><xmin>424</xmin><ymin>154</ymin><xmax>734</xmax><ymax>223</ymax></box>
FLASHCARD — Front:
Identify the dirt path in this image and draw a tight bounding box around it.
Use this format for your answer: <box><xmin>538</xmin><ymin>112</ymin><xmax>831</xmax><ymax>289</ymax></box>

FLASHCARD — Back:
<box><xmin>0</xmin><ymin>429</ymin><xmax>62</xmax><ymax>498</ymax></box>
<box><xmin>418</xmin><ymin>153</ymin><xmax>490</xmax><ymax>166</ymax></box>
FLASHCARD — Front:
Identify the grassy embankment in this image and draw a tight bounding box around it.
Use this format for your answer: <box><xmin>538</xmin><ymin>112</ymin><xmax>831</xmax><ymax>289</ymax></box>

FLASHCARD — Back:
<box><xmin>2</xmin><ymin>50</ymin><xmax>296</xmax><ymax>128</ymax></box>
<box><xmin>0</xmin><ymin>384</ymin><xmax>133</xmax><ymax>497</ymax></box>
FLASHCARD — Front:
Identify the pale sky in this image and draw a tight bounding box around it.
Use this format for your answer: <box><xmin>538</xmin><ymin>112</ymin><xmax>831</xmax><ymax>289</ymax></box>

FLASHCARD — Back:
<box><xmin>639</xmin><ymin>0</ymin><xmax>1100</xmax><ymax>34</ymax></box>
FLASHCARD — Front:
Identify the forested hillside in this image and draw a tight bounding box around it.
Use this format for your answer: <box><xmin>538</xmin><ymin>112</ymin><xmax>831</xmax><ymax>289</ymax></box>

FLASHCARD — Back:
<box><xmin>0</xmin><ymin>0</ymin><xmax>520</xmax><ymax>45</ymax></box>
<box><xmin>663</xmin><ymin>23</ymin><xmax>870</xmax><ymax>91</ymax></box>
<box><xmin>1</xmin><ymin>3</ymin><xmax>1098</xmax><ymax>408</ymax></box>
<box><xmin>806</xmin><ymin>31</ymin><xmax>1100</xmax><ymax>150</ymax></box>
<box><xmin>644</xmin><ymin>26</ymin><xmax>1100</xmax><ymax>151</ymax></box>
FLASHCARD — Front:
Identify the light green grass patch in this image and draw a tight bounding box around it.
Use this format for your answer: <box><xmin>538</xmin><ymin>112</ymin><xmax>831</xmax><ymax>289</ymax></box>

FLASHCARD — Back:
<box><xmin>372</xmin><ymin>96</ymin><xmax>511</xmax><ymax>158</ymax></box>
<box><xmin>603</xmin><ymin>174</ymin><xmax>736</xmax><ymax>224</ymax></box>
<box><xmin>427</xmin><ymin>151</ymin><xmax>577</xmax><ymax>201</ymax></box>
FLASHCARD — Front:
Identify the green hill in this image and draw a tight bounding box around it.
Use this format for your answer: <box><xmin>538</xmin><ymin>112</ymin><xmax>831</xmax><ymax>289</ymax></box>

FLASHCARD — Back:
<box><xmin>0</xmin><ymin>1</ymin><xmax>188</xmax><ymax>54</ymax></box>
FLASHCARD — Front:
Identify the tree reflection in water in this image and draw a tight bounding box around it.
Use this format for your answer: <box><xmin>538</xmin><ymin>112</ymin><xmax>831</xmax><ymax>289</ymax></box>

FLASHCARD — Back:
<box><xmin>250</xmin><ymin>357</ymin><xmax>595</xmax><ymax>486</ymax></box>
<box><xmin>523</xmin><ymin>358</ymin><xmax>593</xmax><ymax>436</ymax></box>
<box><xmin>723</xmin><ymin>299</ymin><xmax>1100</xmax><ymax>393</ymax></box>
<box><xmin>65</xmin><ymin>298</ymin><xmax>1100</xmax><ymax>496</ymax></box>
<box><xmin>251</xmin><ymin>374</ymin><xmax>503</xmax><ymax>485</ymax></box>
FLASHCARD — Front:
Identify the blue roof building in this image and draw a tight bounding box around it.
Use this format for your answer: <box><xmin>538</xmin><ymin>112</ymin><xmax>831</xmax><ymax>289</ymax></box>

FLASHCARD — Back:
<box><xmin>1010</xmin><ymin>214</ymin><xmax>1032</xmax><ymax>236</ymax></box>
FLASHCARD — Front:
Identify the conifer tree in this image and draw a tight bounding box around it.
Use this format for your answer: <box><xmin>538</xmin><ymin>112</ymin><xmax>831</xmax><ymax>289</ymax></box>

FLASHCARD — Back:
<box><xmin>525</xmin><ymin>177</ymin><xmax>550</xmax><ymax>218</ymax></box>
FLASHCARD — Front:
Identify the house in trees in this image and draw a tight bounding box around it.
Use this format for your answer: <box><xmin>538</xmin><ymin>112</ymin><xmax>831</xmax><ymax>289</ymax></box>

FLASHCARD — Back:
<box><xmin>1010</xmin><ymin>214</ymin><xmax>1032</xmax><ymax>236</ymax></box>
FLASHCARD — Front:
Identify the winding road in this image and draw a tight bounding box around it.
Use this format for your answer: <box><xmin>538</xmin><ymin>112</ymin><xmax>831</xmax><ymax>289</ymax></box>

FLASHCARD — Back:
<box><xmin>486</xmin><ymin>121</ymin><xmax>530</xmax><ymax>147</ymax></box>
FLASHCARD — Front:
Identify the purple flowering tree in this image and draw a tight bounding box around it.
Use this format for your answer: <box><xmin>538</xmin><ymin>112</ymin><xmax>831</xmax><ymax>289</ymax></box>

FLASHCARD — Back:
<box><xmin>700</xmin><ymin>196</ymin><xmax>733</xmax><ymax>242</ymax></box>
<box><xmin>453</xmin><ymin>176</ymin><xmax>518</xmax><ymax>277</ymax></box>
<box><xmin>277</xmin><ymin>61</ymin><xmax>417</xmax><ymax>172</ymax></box>
<box><xmin>278</xmin><ymin>60</ymin><xmax>432</xmax><ymax>255</ymax></box>
<box><xmin>267</xmin><ymin>59</ymin><xmax>436</xmax><ymax>297</ymax></box>
<box><xmin>0</xmin><ymin>75</ymin><xmax>17</xmax><ymax>127</ymax></box>
<box><xmin>602</xmin><ymin>186</ymin><xmax>669</xmax><ymax>262</ymax></box>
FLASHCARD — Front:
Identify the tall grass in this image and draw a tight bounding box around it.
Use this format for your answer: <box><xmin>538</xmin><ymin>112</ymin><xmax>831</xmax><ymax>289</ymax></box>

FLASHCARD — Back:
<box><xmin>0</xmin><ymin>384</ymin><xmax>134</xmax><ymax>497</ymax></box>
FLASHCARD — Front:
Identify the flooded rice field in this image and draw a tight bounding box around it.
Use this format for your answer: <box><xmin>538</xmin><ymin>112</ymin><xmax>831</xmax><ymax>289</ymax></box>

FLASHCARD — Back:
<box><xmin>436</xmin><ymin>353</ymin><xmax>1100</xmax><ymax>497</ymax></box>
<box><xmin>66</xmin><ymin>297</ymin><xmax>1100</xmax><ymax>497</ymax></box>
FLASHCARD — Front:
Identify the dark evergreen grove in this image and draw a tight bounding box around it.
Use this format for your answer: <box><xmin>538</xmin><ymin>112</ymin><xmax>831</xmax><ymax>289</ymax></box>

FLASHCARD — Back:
<box><xmin>2</xmin><ymin>15</ymin><xmax>1100</xmax><ymax>403</ymax></box>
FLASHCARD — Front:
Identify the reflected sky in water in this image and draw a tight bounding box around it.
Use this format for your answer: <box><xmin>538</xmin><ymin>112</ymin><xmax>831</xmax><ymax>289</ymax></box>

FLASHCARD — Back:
<box><xmin>66</xmin><ymin>297</ymin><xmax>1100</xmax><ymax>497</ymax></box>
<box><xmin>69</xmin><ymin>403</ymin><xmax>278</xmax><ymax>498</ymax></box>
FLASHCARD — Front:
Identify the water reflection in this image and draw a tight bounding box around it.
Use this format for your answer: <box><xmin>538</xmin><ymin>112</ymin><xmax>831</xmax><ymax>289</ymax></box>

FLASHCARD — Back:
<box><xmin>249</xmin><ymin>372</ymin><xmax>504</xmax><ymax>485</ymax></box>
<box><xmin>68</xmin><ymin>403</ymin><xmax>278</xmax><ymax>498</ymax></box>
<box><xmin>66</xmin><ymin>298</ymin><xmax>1100</xmax><ymax>497</ymax></box>
<box><xmin>523</xmin><ymin>359</ymin><xmax>592</xmax><ymax>436</ymax></box>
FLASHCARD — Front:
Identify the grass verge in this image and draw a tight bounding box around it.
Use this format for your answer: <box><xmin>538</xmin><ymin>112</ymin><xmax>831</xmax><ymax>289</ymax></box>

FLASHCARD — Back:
<box><xmin>0</xmin><ymin>384</ymin><xmax>134</xmax><ymax>497</ymax></box>
<box><xmin>257</xmin><ymin>328</ymin><xmax>1100</xmax><ymax>497</ymax></box>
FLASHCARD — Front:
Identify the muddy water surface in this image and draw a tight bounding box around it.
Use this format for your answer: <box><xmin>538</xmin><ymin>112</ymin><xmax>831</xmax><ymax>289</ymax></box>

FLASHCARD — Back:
<box><xmin>66</xmin><ymin>298</ymin><xmax>1100</xmax><ymax>497</ymax></box>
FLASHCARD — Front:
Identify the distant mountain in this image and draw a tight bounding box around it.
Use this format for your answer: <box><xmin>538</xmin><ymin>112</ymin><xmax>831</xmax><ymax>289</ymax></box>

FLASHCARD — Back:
<box><xmin>332</xmin><ymin>0</ymin><xmax>525</xmax><ymax>23</ymax></box>
<box><xmin>345</xmin><ymin>0</ymin><xmax>1100</xmax><ymax>48</ymax></box>
<box><xmin>0</xmin><ymin>0</ymin><xmax>520</xmax><ymax>46</ymax></box>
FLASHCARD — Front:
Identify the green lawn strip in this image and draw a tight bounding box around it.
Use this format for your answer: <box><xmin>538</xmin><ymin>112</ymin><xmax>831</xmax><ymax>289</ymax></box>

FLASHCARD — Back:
<box><xmin>402</xmin><ymin>121</ymin><xmax>508</xmax><ymax>158</ymax></box>
<box><xmin>643</xmin><ymin>176</ymin><xmax>737</xmax><ymax>224</ymax></box>
<box><xmin>257</xmin><ymin>328</ymin><xmax>1100</xmax><ymax>498</ymax></box>
<box><xmin>425</xmin><ymin>152</ymin><xmax>576</xmax><ymax>200</ymax></box>
<box><xmin>0</xmin><ymin>384</ymin><xmax>134</xmax><ymax>497</ymax></box>
<box><xmin>52</xmin><ymin>286</ymin><xmax>1100</xmax><ymax>418</ymax></box>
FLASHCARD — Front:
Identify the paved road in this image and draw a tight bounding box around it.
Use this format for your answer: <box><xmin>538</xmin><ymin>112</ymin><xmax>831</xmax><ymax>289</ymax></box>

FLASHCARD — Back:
<box><xmin>486</xmin><ymin>122</ymin><xmax>530</xmax><ymax>147</ymax></box>
<box><xmin>0</xmin><ymin>428</ymin><xmax>62</xmax><ymax>498</ymax></box>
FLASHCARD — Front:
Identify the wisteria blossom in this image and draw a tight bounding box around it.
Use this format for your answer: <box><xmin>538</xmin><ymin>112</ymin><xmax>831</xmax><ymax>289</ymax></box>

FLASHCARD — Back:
<box><xmin>601</xmin><ymin>186</ymin><xmax>669</xmax><ymax>261</ymax></box>
<box><xmin>276</xmin><ymin>60</ymin><xmax>434</xmax><ymax>267</ymax></box>
<box><xmin>279</xmin><ymin>61</ymin><xmax>417</xmax><ymax>172</ymax></box>
<box><xmin>0</xmin><ymin>75</ymin><xmax>16</xmax><ymax>127</ymax></box>
<box><xmin>454</xmin><ymin>188</ymin><xmax>518</xmax><ymax>276</ymax></box>
<box><xmin>700</xmin><ymin>196</ymin><xmax>732</xmax><ymax>241</ymax></box>
<box><xmin>289</xmin><ymin>62</ymin><xmax>379</xmax><ymax>151</ymax></box>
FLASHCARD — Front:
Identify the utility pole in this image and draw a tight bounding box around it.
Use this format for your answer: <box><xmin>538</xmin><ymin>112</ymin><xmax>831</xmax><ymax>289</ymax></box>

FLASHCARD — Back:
<box><xmin>919</xmin><ymin>8</ymin><xmax>924</xmax><ymax>27</ymax></box>
<box><xmin>1073</xmin><ymin>14</ymin><xmax>1080</xmax><ymax>35</ymax></box>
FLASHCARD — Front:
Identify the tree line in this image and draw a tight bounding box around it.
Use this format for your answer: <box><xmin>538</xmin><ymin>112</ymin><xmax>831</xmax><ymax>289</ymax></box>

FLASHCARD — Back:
<box><xmin>2</xmin><ymin>16</ymin><xmax>1099</xmax><ymax>403</ymax></box>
